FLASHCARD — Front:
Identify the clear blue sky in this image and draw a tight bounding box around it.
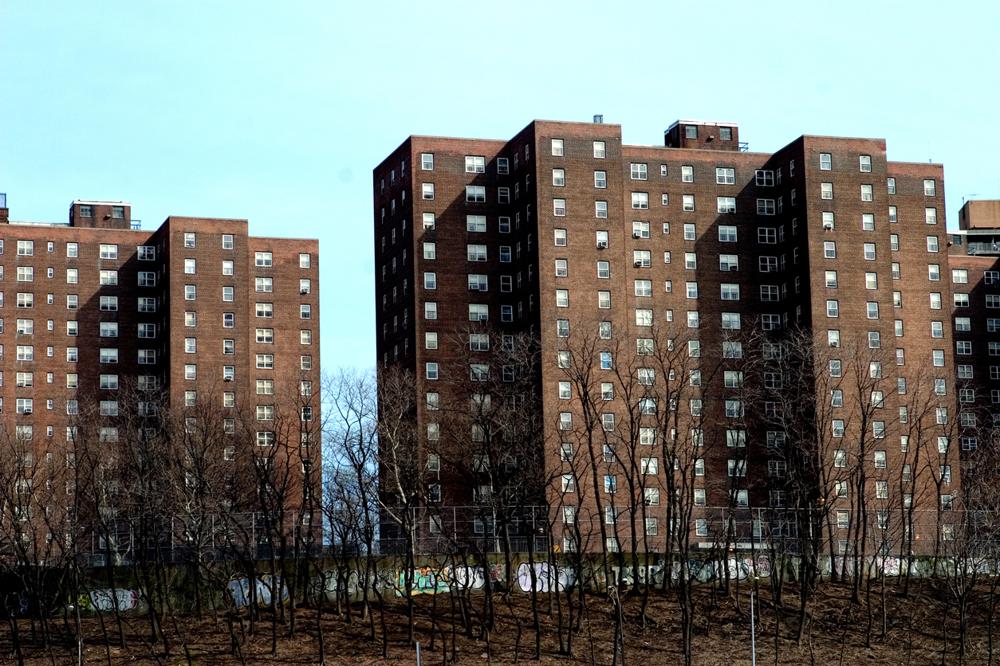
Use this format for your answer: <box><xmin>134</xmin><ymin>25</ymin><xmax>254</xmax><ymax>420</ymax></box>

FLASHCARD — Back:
<box><xmin>2</xmin><ymin>1</ymin><xmax>997</xmax><ymax>373</ymax></box>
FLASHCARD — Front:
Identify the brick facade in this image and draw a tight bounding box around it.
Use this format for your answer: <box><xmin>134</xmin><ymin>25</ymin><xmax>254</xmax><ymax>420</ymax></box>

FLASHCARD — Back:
<box><xmin>374</xmin><ymin>118</ymin><xmax>961</xmax><ymax>553</ymax></box>
<box><xmin>0</xmin><ymin>198</ymin><xmax>320</xmax><ymax>539</ymax></box>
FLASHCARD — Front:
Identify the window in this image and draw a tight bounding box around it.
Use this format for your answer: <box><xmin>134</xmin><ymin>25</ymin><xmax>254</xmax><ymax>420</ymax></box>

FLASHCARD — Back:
<box><xmin>716</xmin><ymin>167</ymin><xmax>735</xmax><ymax>184</ymax></box>
<box><xmin>551</xmin><ymin>138</ymin><xmax>564</xmax><ymax>156</ymax></box>
<box><xmin>755</xmin><ymin>169</ymin><xmax>775</xmax><ymax>186</ymax></box>
<box><xmin>680</xmin><ymin>165</ymin><xmax>693</xmax><ymax>182</ymax></box>
<box><xmin>16</xmin><ymin>240</ymin><xmax>34</xmax><ymax>256</ymax></box>
<box><xmin>756</xmin><ymin>198</ymin><xmax>776</xmax><ymax>215</ymax></box>
<box><xmin>631</xmin><ymin>192</ymin><xmax>649</xmax><ymax>209</ymax></box>
<box><xmin>926</xmin><ymin>207</ymin><xmax>938</xmax><ymax>224</ymax></box>
<box><xmin>924</xmin><ymin>178</ymin><xmax>936</xmax><ymax>196</ymax></box>
<box><xmin>719</xmin><ymin>254</ymin><xmax>739</xmax><ymax>271</ymax></box>
<box><xmin>465</xmin><ymin>155</ymin><xmax>485</xmax><ymax>173</ymax></box>
<box><xmin>99</xmin><ymin>270</ymin><xmax>118</xmax><ymax>285</ymax></box>
<box><xmin>593</xmin><ymin>141</ymin><xmax>605</xmax><ymax>158</ymax></box>
<box><xmin>183</xmin><ymin>232</ymin><xmax>196</xmax><ymax>248</ymax></box>
<box><xmin>465</xmin><ymin>244</ymin><xmax>488</xmax><ymax>262</ymax></box>
<box><xmin>420</xmin><ymin>153</ymin><xmax>434</xmax><ymax>170</ymax></box>
<box><xmin>717</xmin><ymin>197</ymin><xmax>736</xmax><ymax>213</ymax></box>
<box><xmin>630</xmin><ymin>162</ymin><xmax>649</xmax><ymax>180</ymax></box>
<box><xmin>727</xmin><ymin>459</ymin><xmax>747</xmax><ymax>477</ymax></box>
<box><xmin>99</xmin><ymin>244</ymin><xmax>118</xmax><ymax>259</ymax></box>
<box><xmin>468</xmin><ymin>303</ymin><xmax>489</xmax><ymax>322</ymax></box>
<box><xmin>682</xmin><ymin>195</ymin><xmax>695</xmax><ymax>211</ymax></box>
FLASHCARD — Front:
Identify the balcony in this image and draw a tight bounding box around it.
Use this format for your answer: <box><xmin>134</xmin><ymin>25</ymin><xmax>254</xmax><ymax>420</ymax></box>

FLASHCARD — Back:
<box><xmin>967</xmin><ymin>241</ymin><xmax>1000</xmax><ymax>255</ymax></box>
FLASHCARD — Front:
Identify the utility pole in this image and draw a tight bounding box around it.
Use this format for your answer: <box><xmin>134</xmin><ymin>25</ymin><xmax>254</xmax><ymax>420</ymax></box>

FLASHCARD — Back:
<box><xmin>749</xmin><ymin>575</ymin><xmax>758</xmax><ymax>666</ymax></box>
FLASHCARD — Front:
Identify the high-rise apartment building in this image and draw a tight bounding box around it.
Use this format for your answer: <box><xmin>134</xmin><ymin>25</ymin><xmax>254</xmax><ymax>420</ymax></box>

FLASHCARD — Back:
<box><xmin>949</xmin><ymin>200</ymin><xmax>1000</xmax><ymax>466</ymax></box>
<box><xmin>374</xmin><ymin>118</ymin><xmax>960</xmax><ymax>554</ymax></box>
<box><xmin>0</xmin><ymin>196</ymin><xmax>320</xmax><ymax>549</ymax></box>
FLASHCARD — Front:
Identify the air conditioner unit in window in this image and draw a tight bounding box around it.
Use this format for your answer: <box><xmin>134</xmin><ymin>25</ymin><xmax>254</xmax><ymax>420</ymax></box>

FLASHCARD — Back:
<box><xmin>823</xmin><ymin>222</ymin><xmax>834</xmax><ymax>231</ymax></box>
<box><xmin>300</xmin><ymin>289</ymin><xmax>309</xmax><ymax>294</ymax></box>
<box><xmin>597</xmin><ymin>242</ymin><xmax>608</xmax><ymax>249</ymax></box>
<box><xmin>634</xmin><ymin>261</ymin><xmax>643</xmax><ymax>267</ymax></box>
<box><xmin>476</xmin><ymin>314</ymin><xmax>488</xmax><ymax>321</ymax></box>
<box><xmin>728</xmin><ymin>265</ymin><xmax>739</xmax><ymax>271</ymax></box>
<box><xmin>22</xmin><ymin>409</ymin><xmax>32</xmax><ymax>415</ymax></box>
<box><xmin>224</xmin><ymin>377</ymin><xmax>233</xmax><ymax>382</ymax></box>
<box><xmin>633</xmin><ymin>232</ymin><xmax>642</xmax><ymax>238</ymax></box>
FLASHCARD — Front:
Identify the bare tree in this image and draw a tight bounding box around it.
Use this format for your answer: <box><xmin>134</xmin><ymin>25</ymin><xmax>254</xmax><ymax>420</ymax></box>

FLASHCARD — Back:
<box><xmin>374</xmin><ymin>365</ymin><xmax>423</xmax><ymax>644</ymax></box>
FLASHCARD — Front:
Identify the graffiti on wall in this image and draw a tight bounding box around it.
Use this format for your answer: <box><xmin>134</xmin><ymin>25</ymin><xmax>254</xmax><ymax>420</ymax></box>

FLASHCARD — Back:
<box><xmin>672</xmin><ymin>555</ymin><xmax>772</xmax><ymax>583</ymax></box>
<box><xmin>611</xmin><ymin>562</ymin><xmax>665</xmax><ymax>587</ymax></box>
<box><xmin>516</xmin><ymin>562</ymin><xmax>575</xmax><ymax>592</ymax></box>
<box><xmin>448</xmin><ymin>564</ymin><xmax>505</xmax><ymax>591</ymax></box>
<box><xmin>78</xmin><ymin>589</ymin><xmax>144</xmax><ymax>613</ymax></box>
<box><xmin>396</xmin><ymin>567</ymin><xmax>450</xmax><ymax>596</ymax></box>
<box><xmin>227</xmin><ymin>575</ymin><xmax>289</xmax><ymax>608</ymax></box>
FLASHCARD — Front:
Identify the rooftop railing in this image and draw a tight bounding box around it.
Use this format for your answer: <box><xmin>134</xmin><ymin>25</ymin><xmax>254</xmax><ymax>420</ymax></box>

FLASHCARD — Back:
<box><xmin>0</xmin><ymin>192</ymin><xmax>7</xmax><ymax>208</ymax></box>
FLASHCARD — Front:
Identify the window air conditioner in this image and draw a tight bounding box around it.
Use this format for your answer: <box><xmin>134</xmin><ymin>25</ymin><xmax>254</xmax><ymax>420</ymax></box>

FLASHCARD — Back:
<box><xmin>300</xmin><ymin>289</ymin><xmax>309</xmax><ymax>294</ymax></box>
<box><xmin>597</xmin><ymin>242</ymin><xmax>608</xmax><ymax>249</ymax></box>
<box><xmin>633</xmin><ymin>232</ymin><xmax>642</xmax><ymax>238</ymax></box>
<box><xmin>224</xmin><ymin>377</ymin><xmax>233</xmax><ymax>382</ymax></box>
<box><xmin>823</xmin><ymin>222</ymin><xmax>834</xmax><ymax>231</ymax></box>
<box><xmin>22</xmin><ymin>409</ymin><xmax>32</xmax><ymax>415</ymax></box>
<box><xmin>729</xmin><ymin>265</ymin><xmax>739</xmax><ymax>271</ymax></box>
<box><xmin>634</xmin><ymin>261</ymin><xmax>643</xmax><ymax>267</ymax></box>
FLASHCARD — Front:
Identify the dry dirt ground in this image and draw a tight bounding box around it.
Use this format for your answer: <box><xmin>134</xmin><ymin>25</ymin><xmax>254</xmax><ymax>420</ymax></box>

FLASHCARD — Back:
<box><xmin>5</xmin><ymin>580</ymin><xmax>998</xmax><ymax>664</ymax></box>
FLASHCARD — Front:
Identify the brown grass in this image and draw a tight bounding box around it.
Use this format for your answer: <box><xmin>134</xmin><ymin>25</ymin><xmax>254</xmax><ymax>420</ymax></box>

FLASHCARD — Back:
<box><xmin>5</xmin><ymin>579</ymin><xmax>997</xmax><ymax>665</ymax></box>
